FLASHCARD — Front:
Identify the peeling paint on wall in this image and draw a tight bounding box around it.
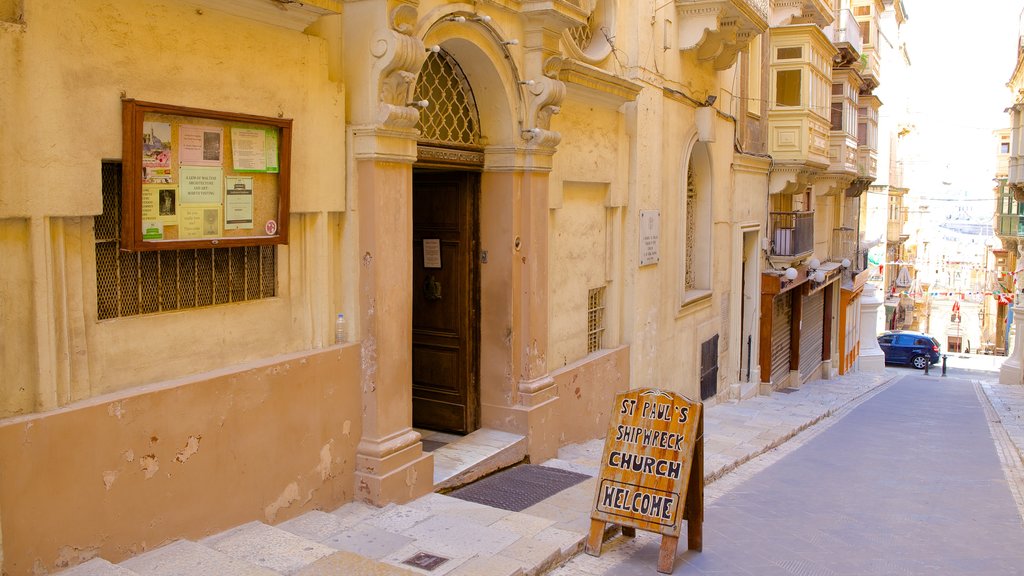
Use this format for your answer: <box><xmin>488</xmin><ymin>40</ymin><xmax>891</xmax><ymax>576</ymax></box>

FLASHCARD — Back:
<box><xmin>54</xmin><ymin>544</ymin><xmax>99</xmax><ymax>570</ymax></box>
<box><xmin>102</xmin><ymin>471</ymin><xmax>118</xmax><ymax>490</ymax></box>
<box><xmin>343</xmin><ymin>420</ymin><xmax>351</xmax><ymax>435</ymax></box>
<box><xmin>317</xmin><ymin>441</ymin><xmax>333</xmax><ymax>480</ymax></box>
<box><xmin>139</xmin><ymin>455</ymin><xmax>159</xmax><ymax>479</ymax></box>
<box><xmin>174</xmin><ymin>435</ymin><xmax>201</xmax><ymax>463</ymax></box>
<box><xmin>264</xmin><ymin>481</ymin><xmax>300</xmax><ymax>523</ymax></box>
<box><xmin>123</xmin><ymin>449</ymin><xmax>134</xmax><ymax>462</ymax></box>
<box><xmin>107</xmin><ymin>402</ymin><xmax>124</xmax><ymax>419</ymax></box>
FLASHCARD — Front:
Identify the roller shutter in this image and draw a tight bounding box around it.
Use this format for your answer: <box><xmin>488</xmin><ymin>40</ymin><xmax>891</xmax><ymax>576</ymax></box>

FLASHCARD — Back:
<box><xmin>799</xmin><ymin>290</ymin><xmax>825</xmax><ymax>379</ymax></box>
<box><xmin>770</xmin><ymin>294</ymin><xmax>792</xmax><ymax>386</ymax></box>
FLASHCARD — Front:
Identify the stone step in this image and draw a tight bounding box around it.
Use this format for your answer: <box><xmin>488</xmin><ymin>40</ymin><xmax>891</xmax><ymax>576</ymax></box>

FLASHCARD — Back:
<box><xmin>119</xmin><ymin>540</ymin><xmax>278</xmax><ymax>576</ymax></box>
<box><xmin>55</xmin><ymin>557</ymin><xmax>141</xmax><ymax>576</ymax></box>
<box><xmin>201</xmin><ymin>521</ymin><xmax>337</xmax><ymax>575</ymax></box>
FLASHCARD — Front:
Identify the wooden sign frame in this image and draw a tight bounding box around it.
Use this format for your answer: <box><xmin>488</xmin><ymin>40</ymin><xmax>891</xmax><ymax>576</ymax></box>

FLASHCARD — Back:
<box><xmin>585</xmin><ymin>388</ymin><xmax>704</xmax><ymax>574</ymax></box>
<box><xmin>120</xmin><ymin>99</ymin><xmax>292</xmax><ymax>251</ymax></box>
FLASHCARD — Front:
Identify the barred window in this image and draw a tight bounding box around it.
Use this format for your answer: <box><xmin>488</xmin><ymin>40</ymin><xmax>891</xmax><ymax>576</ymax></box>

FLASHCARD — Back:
<box><xmin>587</xmin><ymin>286</ymin><xmax>606</xmax><ymax>353</ymax></box>
<box><xmin>95</xmin><ymin>162</ymin><xmax>276</xmax><ymax>320</ymax></box>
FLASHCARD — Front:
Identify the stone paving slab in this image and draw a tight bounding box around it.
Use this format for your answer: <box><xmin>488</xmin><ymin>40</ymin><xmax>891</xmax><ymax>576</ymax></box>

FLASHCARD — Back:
<box><xmin>201</xmin><ymin>521</ymin><xmax>336</xmax><ymax>575</ymax></box>
<box><xmin>119</xmin><ymin>540</ymin><xmax>279</xmax><ymax>576</ymax></box>
<box><xmin>294</xmin><ymin>552</ymin><xmax>417</xmax><ymax>576</ymax></box>
<box><xmin>57</xmin><ymin>558</ymin><xmax>141</xmax><ymax>576</ymax></box>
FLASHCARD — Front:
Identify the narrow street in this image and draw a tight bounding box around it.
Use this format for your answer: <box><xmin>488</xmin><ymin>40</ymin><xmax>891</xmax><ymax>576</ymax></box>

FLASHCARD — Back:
<box><xmin>560</xmin><ymin>373</ymin><xmax>1024</xmax><ymax>575</ymax></box>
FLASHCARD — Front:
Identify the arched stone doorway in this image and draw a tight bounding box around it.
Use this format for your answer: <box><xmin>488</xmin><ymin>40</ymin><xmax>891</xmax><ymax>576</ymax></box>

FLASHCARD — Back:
<box><xmin>351</xmin><ymin>5</ymin><xmax>566</xmax><ymax>504</ymax></box>
<box><xmin>410</xmin><ymin>47</ymin><xmax>485</xmax><ymax>434</ymax></box>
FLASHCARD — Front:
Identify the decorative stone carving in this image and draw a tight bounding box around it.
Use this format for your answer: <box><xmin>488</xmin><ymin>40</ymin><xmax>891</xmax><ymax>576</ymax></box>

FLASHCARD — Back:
<box><xmin>676</xmin><ymin>0</ymin><xmax>769</xmax><ymax>70</ymax></box>
<box><xmin>769</xmin><ymin>166</ymin><xmax>815</xmax><ymax>196</ymax></box>
<box><xmin>519</xmin><ymin>60</ymin><xmax>567</xmax><ymax>147</ymax></box>
<box><xmin>370</xmin><ymin>5</ymin><xmax>427</xmax><ymax>130</ymax></box>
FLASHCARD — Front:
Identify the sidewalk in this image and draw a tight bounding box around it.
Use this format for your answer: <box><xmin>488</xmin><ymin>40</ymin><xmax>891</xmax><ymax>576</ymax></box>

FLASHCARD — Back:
<box><xmin>65</xmin><ymin>369</ymin><xmax>917</xmax><ymax>576</ymax></box>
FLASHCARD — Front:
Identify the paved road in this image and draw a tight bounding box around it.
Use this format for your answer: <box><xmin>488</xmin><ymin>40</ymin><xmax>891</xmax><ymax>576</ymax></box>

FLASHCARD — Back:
<box><xmin>573</xmin><ymin>375</ymin><xmax>1024</xmax><ymax>575</ymax></box>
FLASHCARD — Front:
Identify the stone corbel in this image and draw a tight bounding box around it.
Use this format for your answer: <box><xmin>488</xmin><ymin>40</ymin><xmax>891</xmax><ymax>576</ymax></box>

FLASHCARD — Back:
<box><xmin>770</xmin><ymin>166</ymin><xmax>815</xmax><ymax>196</ymax></box>
<box><xmin>813</xmin><ymin>174</ymin><xmax>854</xmax><ymax>197</ymax></box>
<box><xmin>844</xmin><ymin>177</ymin><xmax>872</xmax><ymax>197</ymax></box>
<box><xmin>676</xmin><ymin>0</ymin><xmax>768</xmax><ymax>70</ymax></box>
<box><xmin>1013</xmin><ymin>183</ymin><xmax>1024</xmax><ymax>203</ymax></box>
<box><xmin>521</xmin><ymin>60</ymin><xmax>566</xmax><ymax>147</ymax></box>
<box><xmin>370</xmin><ymin>5</ymin><xmax>427</xmax><ymax>130</ymax></box>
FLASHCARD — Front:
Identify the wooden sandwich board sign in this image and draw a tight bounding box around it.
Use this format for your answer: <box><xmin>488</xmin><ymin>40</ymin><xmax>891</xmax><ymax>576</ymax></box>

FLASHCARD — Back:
<box><xmin>585</xmin><ymin>388</ymin><xmax>703</xmax><ymax>574</ymax></box>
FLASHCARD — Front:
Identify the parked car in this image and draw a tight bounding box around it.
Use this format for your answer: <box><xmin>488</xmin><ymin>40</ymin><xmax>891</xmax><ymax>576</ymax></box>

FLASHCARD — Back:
<box><xmin>877</xmin><ymin>330</ymin><xmax>941</xmax><ymax>369</ymax></box>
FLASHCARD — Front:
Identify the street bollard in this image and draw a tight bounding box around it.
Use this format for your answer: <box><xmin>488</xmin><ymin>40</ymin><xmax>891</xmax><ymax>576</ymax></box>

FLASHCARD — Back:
<box><xmin>924</xmin><ymin>359</ymin><xmax>930</xmax><ymax>376</ymax></box>
<box><xmin>941</xmin><ymin>354</ymin><xmax>947</xmax><ymax>377</ymax></box>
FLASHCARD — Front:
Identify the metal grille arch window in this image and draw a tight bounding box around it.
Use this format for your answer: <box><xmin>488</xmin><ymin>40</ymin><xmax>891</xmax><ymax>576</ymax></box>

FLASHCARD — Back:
<box><xmin>414</xmin><ymin>48</ymin><xmax>482</xmax><ymax>148</ymax></box>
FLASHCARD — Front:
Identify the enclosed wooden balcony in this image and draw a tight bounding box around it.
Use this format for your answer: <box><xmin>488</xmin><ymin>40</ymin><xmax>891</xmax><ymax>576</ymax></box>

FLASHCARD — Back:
<box><xmin>824</xmin><ymin>70</ymin><xmax>861</xmax><ymax>184</ymax></box>
<box><xmin>857</xmin><ymin>94</ymin><xmax>880</xmax><ymax>180</ymax></box>
<box><xmin>676</xmin><ymin>0</ymin><xmax>769</xmax><ymax>69</ymax></box>
<box><xmin>832</xmin><ymin>226</ymin><xmax>857</xmax><ymax>264</ymax></box>
<box><xmin>767</xmin><ymin>24</ymin><xmax>837</xmax><ymax>194</ymax></box>
<box><xmin>997</xmin><ymin>213</ymin><xmax>1024</xmax><ymax>238</ymax></box>
<box><xmin>852</xmin><ymin>0</ymin><xmax>883</xmax><ymax>90</ymax></box>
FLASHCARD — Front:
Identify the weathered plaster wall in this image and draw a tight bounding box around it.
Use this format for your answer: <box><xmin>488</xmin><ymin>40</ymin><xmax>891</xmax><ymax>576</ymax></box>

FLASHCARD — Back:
<box><xmin>549</xmin><ymin>182</ymin><xmax>610</xmax><ymax>368</ymax></box>
<box><xmin>0</xmin><ymin>346</ymin><xmax>361</xmax><ymax>575</ymax></box>
<box><xmin>0</xmin><ymin>0</ymin><xmax>343</xmax><ymax>218</ymax></box>
<box><xmin>0</xmin><ymin>0</ymin><xmax>346</xmax><ymax>413</ymax></box>
<box><xmin>0</xmin><ymin>219</ymin><xmax>36</xmax><ymax>416</ymax></box>
<box><xmin>622</xmin><ymin>87</ymin><xmax>737</xmax><ymax>401</ymax></box>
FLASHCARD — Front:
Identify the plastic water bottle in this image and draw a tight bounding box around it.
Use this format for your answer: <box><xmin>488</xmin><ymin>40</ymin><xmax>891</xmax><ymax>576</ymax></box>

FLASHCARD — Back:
<box><xmin>335</xmin><ymin>313</ymin><xmax>347</xmax><ymax>344</ymax></box>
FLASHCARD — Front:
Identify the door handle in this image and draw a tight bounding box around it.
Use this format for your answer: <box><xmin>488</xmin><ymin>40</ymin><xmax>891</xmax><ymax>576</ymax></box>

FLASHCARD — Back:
<box><xmin>423</xmin><ymin>275</ymin><xmax>442</xmax><ymax>301</ymax></box>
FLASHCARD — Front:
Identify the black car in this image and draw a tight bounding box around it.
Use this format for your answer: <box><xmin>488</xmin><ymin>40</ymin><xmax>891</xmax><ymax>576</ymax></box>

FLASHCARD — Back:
<box><xmin>877</xmin><ymin>330</ymin><xmax>941</xmax><ymax>369</ymax></box>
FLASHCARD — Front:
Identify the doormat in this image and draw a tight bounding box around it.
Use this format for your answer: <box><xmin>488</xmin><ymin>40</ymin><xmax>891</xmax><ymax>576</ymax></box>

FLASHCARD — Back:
<box><xmin>448</xmin><ymin>464</ymin><xmax>591</xmax><ymax>512</ymax></box>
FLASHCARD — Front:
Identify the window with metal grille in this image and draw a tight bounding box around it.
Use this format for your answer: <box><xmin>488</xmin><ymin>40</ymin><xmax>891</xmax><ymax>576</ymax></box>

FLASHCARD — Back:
<box><xmin>699</xmin><ymin>334</ymin><xmax>719</xmax><ymax>401</ymax></box>
<box><xmin>413</xmin><ymin>48</ymin><xmax>481</xmax><ymax>147</ymax></box>
<box><xmin>684</xmin><ymin>169</ymin><xmax>696</xmax><ymax>290</ymax></box>
<box><xmin>95</xmin><ymin>162</ymin><xmax>276</xmax><ymax>320</ymax></box>
<box><xmin>587</xmin><ymin>286</ymin><xmax>606</xmax><ymax>353</ymax></box>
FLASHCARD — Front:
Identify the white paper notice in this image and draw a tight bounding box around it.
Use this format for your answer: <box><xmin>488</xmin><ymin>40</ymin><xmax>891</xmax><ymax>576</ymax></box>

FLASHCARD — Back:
<box><xmin>231</xmin><ymin>128</ymin><xmax>267</xmax><ymax>172</ymax></box>
<box><xmin>224</xmin><ymin>176</ymin><xmax>254</xmax><ymax>230</ymax></box>
<box><xmin>179</xmin><ymin>167</ymin><xmax>223</xmax><ymax>205</ymax></box>
<box><xmin>423</xmin><ymin>239</ymin><xmax>442</xmax><ymax>268</ymax></box>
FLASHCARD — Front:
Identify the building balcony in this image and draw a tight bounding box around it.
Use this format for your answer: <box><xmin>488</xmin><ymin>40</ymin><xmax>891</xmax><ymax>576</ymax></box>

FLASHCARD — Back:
<box><xmin>770</xmin><ymin>211</ymin><xmax>814</xmax><ymax>264</ymax></box>
<box><xmin>676</xmin><ymin>0</ymin><xmax>769</xmax><ymax>70</ymax></box>
<box><xmin>1010</xmin><ymin>155</ymin><xmax>1024</xmax><ymax>189</ymax></box>
<box><xmin>857</xmin><ymin>146</ymin><xmax>877</xmax><ymax>180</ymax></box>
<box><xmin>770</xmin><ymin>0</ymin><xmax>833</xmax><ymax>27</ymax></box>
<box><xmin>852</xmin><ymin>0</ymin><xmax>882</xmax><ymax>91</ymax></box>
<box><xmin>832</xmin><ymin>226</ymin><xmax>857</xmax><ymax>263</ymax></box>
<box><xmin>859</xmin><ymin>47</ymin><xmax>881</xmax><ymax>91</ymax></box>
<box><xmin>997</xmin><ymin>213</ymin><xmax>1024</xmax><ymax>238</ymax></box>
<box><xmin>828</xmin><ymin>132</ymin><xmax>859</xmax><ymax>176</ymax></box>
<box><xmin>767</xmin><ymin>24</ymin><xmax>835</xmax><ymax>194</ymax></box>
<box><xmin>829</xmin><ymin>8</ymin><xmax>862</xmax><ymax>66</ymax></box>
<box><xmin>886</xmin><ymin>218</ymin><xmax>905</xmax><ymax>244</ymax></box>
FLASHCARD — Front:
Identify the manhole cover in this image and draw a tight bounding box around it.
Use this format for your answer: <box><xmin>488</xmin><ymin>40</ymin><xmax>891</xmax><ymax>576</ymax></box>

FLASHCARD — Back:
<box><xmin>448</xmin><ymin>464</ymin><xmax>590</xmax><ymax>512</ymax></box>
<box><xmin>402</xmin><ymin>552</ymin><xmax>450</xmax><ymax>571</ymax></box>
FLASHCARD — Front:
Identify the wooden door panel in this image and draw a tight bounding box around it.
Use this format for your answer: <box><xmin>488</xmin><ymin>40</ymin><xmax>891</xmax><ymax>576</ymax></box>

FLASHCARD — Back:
<box><xmin>412</xmin><ymin>172</ymin><xmax>479</xmax><ymax>434</ymax></box>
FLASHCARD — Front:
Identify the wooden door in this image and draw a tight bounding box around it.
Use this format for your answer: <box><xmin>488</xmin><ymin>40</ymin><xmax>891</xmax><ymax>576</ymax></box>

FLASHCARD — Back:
<box><xmin>412</xmin><ymin>171</ymin><xmax>479</xmax><ymax>434</ymax></box>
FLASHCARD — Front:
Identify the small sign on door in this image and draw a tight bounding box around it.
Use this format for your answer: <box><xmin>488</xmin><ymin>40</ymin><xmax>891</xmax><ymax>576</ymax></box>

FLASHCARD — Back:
<box><xmin>423</xmin><ymin>239</ymin><xmax>442</xmax><ymax>268</ymax></box>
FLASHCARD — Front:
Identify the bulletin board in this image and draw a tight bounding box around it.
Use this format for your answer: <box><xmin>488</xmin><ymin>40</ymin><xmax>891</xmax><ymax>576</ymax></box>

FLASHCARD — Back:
<box><xmin>120</xmin><ymin>99</ymin><xmax>292</xmax><ymax>251</ymax></box>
